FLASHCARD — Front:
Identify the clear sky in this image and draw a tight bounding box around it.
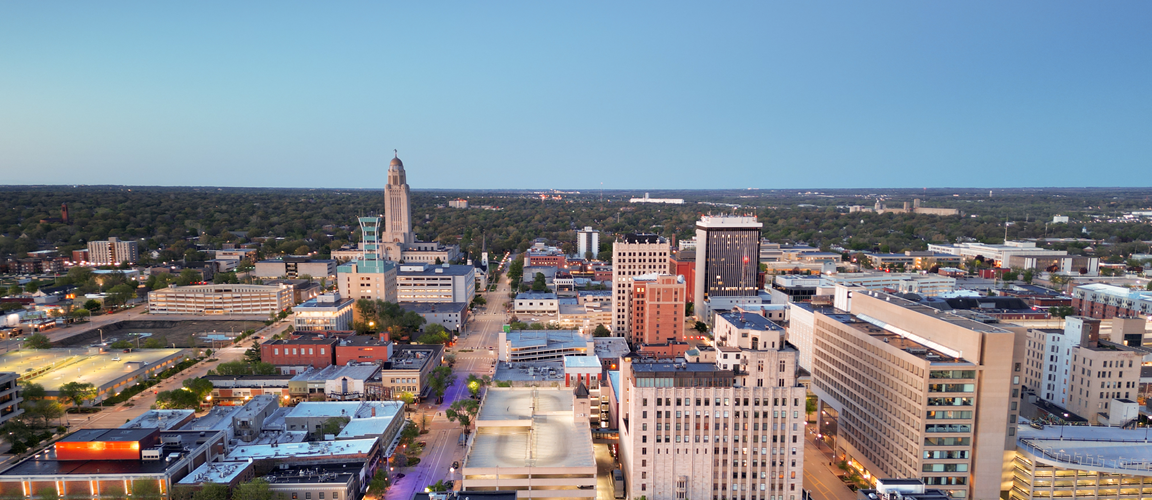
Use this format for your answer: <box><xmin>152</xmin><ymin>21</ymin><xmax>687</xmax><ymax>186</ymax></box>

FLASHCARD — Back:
<box><xmin>1</xmin><ymin>2</ymin><xmax>1149</xmax><ymax>190</ymax></box>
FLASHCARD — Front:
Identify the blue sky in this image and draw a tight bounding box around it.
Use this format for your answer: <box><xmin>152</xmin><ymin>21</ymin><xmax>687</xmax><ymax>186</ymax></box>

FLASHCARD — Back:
<box><xmin>1</xmin><ymin>2</ymin><xmax>1149</xmax><ymax>190</ymax></box>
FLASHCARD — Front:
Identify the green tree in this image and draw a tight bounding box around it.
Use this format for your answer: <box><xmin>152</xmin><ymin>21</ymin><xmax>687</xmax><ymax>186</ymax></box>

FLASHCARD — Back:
<box><xmin>58</xmin><ymin>382</ymin><xmax>97</xmax><ymax>410</ymax></box>
<box><xmin>37</xmin><ymin>487</ymin><xmax>59</xmax><ymax>500</ymax></box>
<box><xmin>107</xmin><ymin>283</ymin><xmax>136</xmax><ymax>305</ymax></box>
<box><xmin>1050</xmin><ymin>305</ymin><xmax>1076</xmax><ymax>318</ymax></box>
<box><xmin>155</xmin><ymin>389</ymin><xmax>200</xmax><ymax>409</ymax></box>
<box><xmin>396</xmin><ymin>391</ymin><xmax>416</xmax><ymax>413</ymax></box>
<box><xmin>1022</xmin><ymin>269</ymin><xmax>1035</xmax><ymax>284</ymax></box>
<box><xmin>24</xmin><ymin>281</ymin><xmax>40</xmax><ymax>294</ymax></box>
<box><xmin>69</xmin><ymin>308</ymin><xmax>91</xmax><ymax>320</ymax></box>
<box><xmin>132</xmin><ymin>480</ymin><xmax>162</xmax><ymax>500</ymax></box>
<box><xmin>24</xmin><ymin>333</ymin><xmax>52</xmax><ymax>349</ymax></box>
<box><xmin>110</xmin><ymin>339</ymin><xmax>133</xmax><ymax>349</ymax></box>
<box><xmin>694</xmin><ymin>321</ymin><xmax>709</xmax><ymax>334</ymax></box>
<box><xmin>192</xmin><ymin>484</ymin><xmax>230</xmax><ymax>500</ymax></box>
<box><xmin>143</xmin><ymin>337</ymin><xmax>165</xmax><ymax>349</ymax></box>
<box><xmin>84</xmin><ymin>299</ymin><xmax>102</xmax><ymax>311</ymax></box>
<box><xmin>592</xmin><ymin>324</ymin><xmax>611</xmax><ymax>337</ymax></box>
<box><xmin>428</xmin><ymin>365</ymin><xmax>454</xmax><ymax>402</ymax></box>
<box><xmin>183</xmin><ymin>378</ymin><xmax>214</xmax><ymax>400</ymax></box>
<box><xmin>531</xmin><ymin>272</ymin><xmax>548</xmax><ymax>292</ymax></box>
<box><xmin>417</xmin><ymin>324</ymin><xmax>451</xmax><ymax>345</ymax></box>
<box><xmin>232</xmin><ymin>478</ymin><xmax>273</xmax><ymax>500</ymax></box>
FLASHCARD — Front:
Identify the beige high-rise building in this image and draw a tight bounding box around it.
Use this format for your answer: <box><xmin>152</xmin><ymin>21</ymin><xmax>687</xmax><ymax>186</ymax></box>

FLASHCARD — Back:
<box><xmin>1063</xmin><ymin>317</ymin><xmax>1144</xmax><ymax>424</ymax></box>
<box><xmin>87</xmin><ymin>237</ymin><xmax>139</xmax><ymax>265</ymax></box>
<box><xmin>617</xmin><ymin>317</ymin><xmax>806</xmax><ymax>500</ymax></box>
<box><xmin>382</xmin><ymin>151</ymin><xmax>412</xmax><ymax>260</ymax></box>
<box><xmin>612</xmin><ymin>234</ymin><xmax>670</xmax><ymax>339</ymax></box>
<box><xmin>808</xmin><ymin>286</ymin><xmax>1018</xmax><ymax>500</ymax></box>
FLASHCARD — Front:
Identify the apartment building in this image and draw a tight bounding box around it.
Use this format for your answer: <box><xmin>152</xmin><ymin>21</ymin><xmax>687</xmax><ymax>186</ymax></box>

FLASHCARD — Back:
<box><xmin>694</xmin><ymin>216</ymin><xmax>762</xmax><ymax>317</ymax></box>
<box><xmin>577</xmin><ymin>226</ymin><xmax>600</xmax><ymax>260</ymax></box>
<box><xmin>612</xmin><ymin>234</ymin><xmax>671</xmax><ymax>338</ymax></box>
<box><xmin>631</xmin><ymin>273</ymin><xmax>686</xmax><ymax>345</ymax></box>
<box><xmin>1063</xmin><ymin>317</ymin><xmax>1145</xmax><ymax>425</ymax></box>
<box><xmin>87</xmin><ymin>237</ymin><xmax>139</xmax><ymax>265</ymax></box>
<box><xmin>808</xmin><ymin>286</ymin><xmax>1018</xmax><ymax>500</ymax></box>
<box><xmin>147</xmin><ymin>284</ymin><xmax>293</xmax><ymax>315</ymax></box>
<box><xmin>1071</xmin><ymin>283</ymin><xmax>1152</xmax><ymax>319</ymax></box>
<box><xmin>254</xmin><ymin>257</ymin><xmax>337</xmax><ymax>280</ymax></box>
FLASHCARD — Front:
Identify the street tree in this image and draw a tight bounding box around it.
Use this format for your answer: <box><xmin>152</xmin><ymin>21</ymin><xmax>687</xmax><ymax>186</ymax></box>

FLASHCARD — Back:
<box><xmin>446</xmin><ymin>398</ymin><xmax>480</xmax><ymax>436</ymax></box>
<box><xmin>24</xmin><ymin>333</ymin><xmax>52</xmax><ymax>349</ymax></box>
<box><xmin>428</xmin><ymin>365</ymin><xmax>454</xmax><ymax>403</ymax></box>
<box><xmin>58</xmin><ymin>382</ymin><xmax>97</xmax><ymax>410</ymax></box>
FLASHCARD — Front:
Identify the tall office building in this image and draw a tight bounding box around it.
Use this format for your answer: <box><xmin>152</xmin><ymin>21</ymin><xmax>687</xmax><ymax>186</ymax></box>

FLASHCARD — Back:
<box><xmin>617</xmin><ymin>313</ymin><xmax>806</xmax><ymax>500</ymax></box>
<box><xmin>577</xmin><ymin>226</ymin><xmax>599</xmax><ymax>260</ymax></box>
<box><xmin>630</xmin><ymin>273</ymin><xmax>686</xmax><ymax>345</ymax></box>
<box><xmin>694</xmin><ymin>216</ymin><xmax>762</xmax><ymax>317</ymax></box>
<box><xmin>87</xmin><ymin>237</ymin><xmax>139</xmax><ymax>265</ymax></box>
<box><xmin>382</xmin><ymin>151</ymin><xmax>413</xmax><ymax>259</ymax></box>
<box><xmin>611</xmin><ymin>234</ymin><xmax>670</xmax><ymax>339</ymax></box>
<box><xmin>807</xmin><ymin>286</ymin><xmax>1018</xmax><ymax>500</ymax></box>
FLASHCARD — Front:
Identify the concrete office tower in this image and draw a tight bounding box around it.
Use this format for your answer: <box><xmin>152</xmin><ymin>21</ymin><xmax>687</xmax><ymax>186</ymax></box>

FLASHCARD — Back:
<box><xmin>694</xmin><ymin>215</ymin><xmax>763</xmax><ymax>317</ymax></box>
<box><xmin>87</xmin><ymin>237</ymin><xmax>139</xmax><ymax>265</ymax></box>
<box><xmin>611</xmin><ymin>234</ymin><xmax>670</xmax><ymax>338</ymax></box>
<box><xmin>577</xmin><ymin>226</ymin><xmax>599</xmax><ymax>260</ymax></box>
<box><xmin>617</xmin><ymin>340</ymin><xmax>806</xmax><ymax>500</ymax></box>
<box><xmin>809</xmin><ymin>286</ymin><xmax>1017</xmax><ymax>500</ymax></box>
<box><xmin>630</xmin><ymin>273</ymin><xmax>686</xmax><ymax>345</ymax></box>
<box><xmin>382</xmin><ymin>151</ymin><xmax>413</xmax><ymax>259</ymax></box>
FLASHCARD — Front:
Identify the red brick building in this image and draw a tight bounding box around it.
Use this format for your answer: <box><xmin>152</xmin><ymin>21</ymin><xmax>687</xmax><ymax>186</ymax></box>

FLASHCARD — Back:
<box><xmin>334</xmin><ymin>335</ymin><xmax>393</xmax><ymax>365</ymax></box>
<box><xmin>631</xmin><ymin>273</ymin><xmax>686</xmax><ymax>345</ymax></box>
<box><xmin>261</xmin><ymin>338</ymin><xmax>337</xmax><ymax>370</ymax></box>
<box><xmin>527</xmin><ymin>252</ymin><xmax>567</xmax><ymax>268</ymax></box>
<box><xmin>636</xmin><ymin>340</ymin><xmax>692</xmax><ymax>359</ymax></box>
<box><xmin>668</xmin><ymin>250</ymin><xmax>696</xmax><ymax>305</ymax></box>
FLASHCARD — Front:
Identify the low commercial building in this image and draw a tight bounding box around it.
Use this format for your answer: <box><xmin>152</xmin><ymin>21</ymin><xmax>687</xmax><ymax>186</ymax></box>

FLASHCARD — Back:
<box><xmin>284</xmin><ymin>401</ymin><xmax>405</xmax><ymax>443</ymax></box>
<box><xmin>120</xmin><ymin>410</ymin><xmax>196</xmax><ymax>431</ymax></box>
<box><xmin>396</xmin><ymin>263</ymin><xmax>475</xmax><ymax>303</ymax></box>
<box><xmin>378</xmin><ymin>344</ymin><xmax>443</xmax><ymax>401</ymax></box>
<box><xmin>557</xmin><ymin>302</ymin><xmax>612</xmax><ymax>330</ymax></box>
<box><xmin>398</xmin><ymin>302</ymin><xmax>468</xmax><ymax>333</ymax></box>
<box><xmin>400</xmin><ymin>241</ymin><xmax>461</xmax><ymax>265</ymax></box>
<box><xmin>294</xmin><ymin>293</ymin><xmax>355</xmax><ymax>332</ymax></box>
<box><xmin>254</xmin><ymin>257</ymin><xmax>338</xmax><ymax>280</ymax></box>
<box><xmin>204</xmin><ymin>374</ymin><xmax>292</xmax><ymax>405</ymax></box>
<box><xmin>461</xmin><ymin>387</ymin><xmax>596</xmax><ymax>498</ymax></box>
<box><xmin>148</xmin><ymin>284</ymin><xmax>293</xmax><ymax>315</ymax></box>
<box><xmin>929</xmin><ymin>240</ymin><xmax>1097</xmax><ymax>275</ymax></box>
<box><xmin>0</xmin><ymin>428</ymin><xmax>228</xmax><ymax>498</ymax></box>
<box><xmin>498</xmin><ymin>329</ymin><xmax>593</xmax><ymax>363</ymax></box>
<box><xmin>288</xmin><ymin>364</ymin><xmax>383</xmax><ymax>402</ymax></box>
<box><xmin>262</xmin><ymin>338</ymin><xmax>339</xmax><ymax>373</ymax></box>
<box><xmin>513</xmin><ymin>292</ymin><xmax>559</xmax><ymax>315</ymax></box>
<box><xmin>263</xmin><ymin>464</ymin><xmax>364</xmax><ymax>500</ymax></box>
<box><xmin>334</xmin><ymin>335</ymin><xmax>393</xmax><ymax>366</ymax></box>
<box><xmin>863</xmin><ymin>251</ymin><xmax>962</xmax><ymax>270</ymax></box>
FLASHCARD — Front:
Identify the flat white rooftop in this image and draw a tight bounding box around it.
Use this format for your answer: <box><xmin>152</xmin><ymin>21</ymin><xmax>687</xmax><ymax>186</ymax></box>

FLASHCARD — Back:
<box><xmin>465</xmin><ymin>388</ymin><xmax>594</xmax><ymax>470</ymax></box>
<box><xmin>178</xmin><ymin>461</ymin><xmax>251</xmax><ymax>485</ymax></box>
<box><xmin>226</xmin><ymin>438</ymin><xmax>378</xmax><ymax>461</ymax></box>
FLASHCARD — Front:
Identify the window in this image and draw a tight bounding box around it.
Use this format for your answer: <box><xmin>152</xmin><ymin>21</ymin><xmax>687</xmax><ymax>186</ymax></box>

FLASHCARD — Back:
<box><xmin>306</xmin><ymin>494</ymin><xmax>311</xmax><ymax>499</ymax></box>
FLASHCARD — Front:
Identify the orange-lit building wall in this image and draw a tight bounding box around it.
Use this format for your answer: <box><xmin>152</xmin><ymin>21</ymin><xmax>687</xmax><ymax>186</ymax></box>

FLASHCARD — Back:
<box><xmin>55</xmin><ymin>440</ymin><xmax>142</xmax><ymax>461</ymax></box>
